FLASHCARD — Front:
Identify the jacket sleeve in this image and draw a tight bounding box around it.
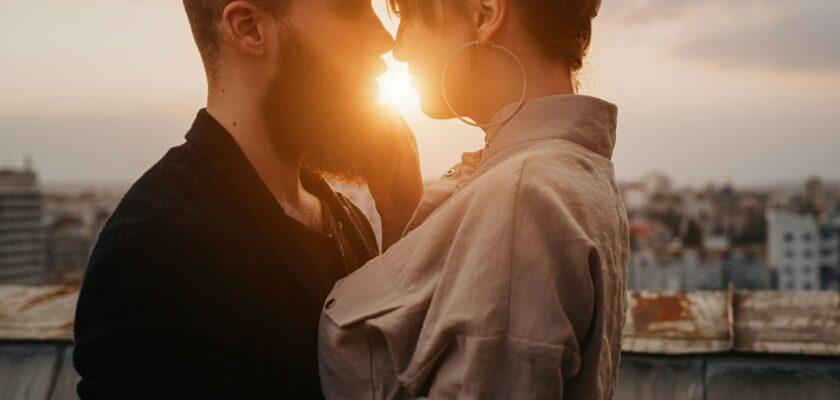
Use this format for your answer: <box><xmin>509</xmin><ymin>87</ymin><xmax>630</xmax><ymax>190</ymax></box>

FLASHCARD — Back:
<box><xmin>420</xmin><ymin>168</ymin><xmax>598</xmax><ymax>399</ymax></box>
<box><xmin>73</xmin><ymin>220</ymin><xmax>249</xmax><ymax>399</ymax></box>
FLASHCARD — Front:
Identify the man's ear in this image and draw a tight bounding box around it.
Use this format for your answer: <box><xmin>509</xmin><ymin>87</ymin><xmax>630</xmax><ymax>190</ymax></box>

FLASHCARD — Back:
<box><xmin>473</xmin><ymin>0</ymin><xmax>506</xmax><ymax>44</ymax></box>
<box><xmin>221</xmin><ymin>1</ymin><xmax>270</xmax><ymax>57</ymax></box>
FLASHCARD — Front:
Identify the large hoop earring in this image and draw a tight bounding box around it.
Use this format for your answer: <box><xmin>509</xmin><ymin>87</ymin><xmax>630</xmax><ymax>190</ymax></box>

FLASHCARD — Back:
<box><xmin>440</xmin><ymin>40</ymin><xmax>528</xmax><ymax>128</ymax></box>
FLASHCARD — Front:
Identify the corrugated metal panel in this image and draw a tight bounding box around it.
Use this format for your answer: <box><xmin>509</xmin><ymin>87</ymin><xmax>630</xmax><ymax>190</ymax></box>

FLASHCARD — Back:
<box><xmin>618</xmin><ymin>354</ymin><xmax>840</xmax><ymax>400</ymax></box>
<box><xmin>616</xmin><ymin>355</ymin><xmax>705</xmax><ymax>400</ymax></box>
<box><xmin>48</xmin><ymin>346</ymin><xmax>79</xmax><ymax>400</ymax></box>
<box><xmin>733</xmin><ymin>291</ymin><xmax>840</xmax><ymax>356</ymax></box>
<box><xmin>0</xmin><ymin>344</ymin><xmax>62</xmax><ymax>400</ymax></box>
<box><xmin>0</xmin><ymin>285</ymin><xmax>77</xmax><ymax>341</ymax></box>
<box><xmin>622</xmin><ymin>291</ymin><xmax>731</xmax><ymax>354</ymax></box>
<box><xmin>704</xmin><ymin>355</ymin><xmax>840</xmax><ymax>400</ymax></box>
<box><xmin>623</xmin><ymin>290</ymin><xmax>840</xmax><ymax>356</ymax></box>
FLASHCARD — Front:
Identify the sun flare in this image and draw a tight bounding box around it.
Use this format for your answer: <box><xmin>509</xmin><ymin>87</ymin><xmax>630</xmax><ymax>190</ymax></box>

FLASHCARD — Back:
<box><xmin>377</xmin><ymin>56</ymin><xmax>420</xmax><ymax>113</ymax></box>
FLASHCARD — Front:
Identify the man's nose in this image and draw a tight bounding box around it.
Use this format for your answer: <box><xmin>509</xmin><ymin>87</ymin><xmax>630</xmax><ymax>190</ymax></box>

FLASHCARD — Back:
<box><xmin>369</xmin><ymin>14</ymin><xmax>395</xmax><ymax>56</ymax></box>
<box><xmin>392</xmin><ymin>24</ymin><xmax>406</xmax><ymax>62</ymax></box>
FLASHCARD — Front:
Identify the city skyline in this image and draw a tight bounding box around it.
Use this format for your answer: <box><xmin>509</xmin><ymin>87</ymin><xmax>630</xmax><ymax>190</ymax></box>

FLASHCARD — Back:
<box><xmin>1</xmin><ymin>0</ymin><xmax>839</xmax><ymax>186</ymax></box>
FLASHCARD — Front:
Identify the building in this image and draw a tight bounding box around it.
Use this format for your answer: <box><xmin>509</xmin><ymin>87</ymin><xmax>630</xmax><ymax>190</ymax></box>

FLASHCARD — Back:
<box><xmin>818</xmin><ymin>214</ymin><xmax>840</xmax><ymax>291</ymax></box>
<box><xmin>45</xmin><ymin>214</ymin><xmax>98</xmax><ymax>284</ymax></box>
<box><xmin>628</xmin><ymin>245</ymin><xmax>770</xmax><ymax>292</ymax></box>
<box><xmin>0</xmin><ymin>162</ymin><xmax>47</xmax><ymax>285</ymax></box>
<box><xmin>42</xmin><ymin>184</ymin><xmax>123</xmax><ymax>284</ymax></box>
<box><xmin>628</xmin><ymin>247</ymin><xmax>682</xmax><ymax>292</ymax></box>
<box><xmin>766</xmin><ymin>209</ymin><xmax>840</xmax><ymax>291</ymax></box>
<box><xmin>721</xmin><ymin>246</ymin><xmax>770</xmax><ymax>290</ymax></box>
<box><xmin>678</xmin><ymin>248</ymin><xmax>725</xmax><ymax>291</ymax></box>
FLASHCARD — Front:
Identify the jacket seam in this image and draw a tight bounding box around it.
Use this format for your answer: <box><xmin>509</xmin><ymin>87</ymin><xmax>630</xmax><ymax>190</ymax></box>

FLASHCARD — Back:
<box><xmin>487</xmin><ymin>137</ymin><xmax>613</xmax><ymax>166</ymax></box>
<box><xmin>506</xmin><ymin>156</ymin><xmax>529</xmax><ymax>334</ymax></box>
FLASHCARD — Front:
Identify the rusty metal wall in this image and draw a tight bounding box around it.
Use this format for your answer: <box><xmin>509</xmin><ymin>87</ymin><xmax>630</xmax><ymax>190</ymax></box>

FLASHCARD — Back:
<box><xmin>3</xmin><ymin>285</ymin><xmax>838</xmax><ymax>357</ymax></box>
<box><xmin>623</xmin><ymin>291</ymin><xmax>731</xmax><ymax>354</ymax></box>
<box><xmin>0</xmin><ymin>286</ymin><xmax>76</xmax><ymax>341</ymax></box>
<box><xmin>733</xmin><ymin>291</ymin><xmax>840</xmax><ymax>355</ymax></box>
<box><xmin>622</xmin><ymin>290</ymin><xmax>840</xmax><ymax>356</ymax></box>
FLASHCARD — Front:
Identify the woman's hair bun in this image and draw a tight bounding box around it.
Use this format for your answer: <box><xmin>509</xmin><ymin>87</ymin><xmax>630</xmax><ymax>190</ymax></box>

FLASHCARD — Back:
<box><xmin>517</xmin><ymin>0</ymin><xmax>602</xmax><ymax>72</ymax></box>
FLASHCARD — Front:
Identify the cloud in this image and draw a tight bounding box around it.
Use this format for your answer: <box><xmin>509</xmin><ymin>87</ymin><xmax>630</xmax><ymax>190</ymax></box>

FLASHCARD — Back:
<box><xmin>608</xmin><ymin>0</ymin><xmax>840</xmax><ymax>71</ymax></box>
<box><xmin>614</xmin><ymin>0</ymin><xmax>730</xmax><ymax>24</ymax></box>
<box><xmin>677</xmin><ymin>4</ymin><xmax>840</xmax><ymax>71</ymax></box>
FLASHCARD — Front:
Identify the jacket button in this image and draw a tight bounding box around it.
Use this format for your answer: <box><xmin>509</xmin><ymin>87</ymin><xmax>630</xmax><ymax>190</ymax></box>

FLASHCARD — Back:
<box><xmin>325</xmin><ymin>298</ymin><xmax>337</xmax><ymax>310</ymax></box>
<box><xmin>445</xmin><ymin>168</ymin><xmax>456</xmax><ymax>177</ymax></box>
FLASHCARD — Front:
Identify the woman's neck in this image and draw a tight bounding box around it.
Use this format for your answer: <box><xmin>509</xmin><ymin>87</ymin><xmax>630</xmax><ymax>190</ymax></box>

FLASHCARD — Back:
<box><xmin>468</xmin><ymin>50</ymin><xmax>576</xmax><ymax>131</ymax></box>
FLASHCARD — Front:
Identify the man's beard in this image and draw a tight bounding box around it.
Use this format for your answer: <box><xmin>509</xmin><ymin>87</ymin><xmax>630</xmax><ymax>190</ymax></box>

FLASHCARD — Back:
<box><xmin>260</xmin><ymin>30</ymin><xmax>383</xmax><ymax>184</ymax></box>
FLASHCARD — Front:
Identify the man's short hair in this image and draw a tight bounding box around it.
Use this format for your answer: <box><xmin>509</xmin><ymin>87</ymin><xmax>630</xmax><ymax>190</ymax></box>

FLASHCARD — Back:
<box><xmin>182</xmin><ymin>0</ymin><xmax>287</xmax><ymax>74</ymax></box>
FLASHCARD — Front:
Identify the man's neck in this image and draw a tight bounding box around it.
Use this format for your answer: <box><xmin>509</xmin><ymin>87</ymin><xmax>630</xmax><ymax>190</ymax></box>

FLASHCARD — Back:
<box><xmin>206</xmin><ymin>87</ymin><xmax>323</xmax><ymax>230</ymax></box>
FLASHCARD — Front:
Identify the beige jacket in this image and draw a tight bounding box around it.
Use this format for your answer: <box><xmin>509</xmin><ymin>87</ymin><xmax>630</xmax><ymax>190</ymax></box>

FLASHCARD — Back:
<box><xmin>319</xmin><ymin>95</ymin><xmax>629</xmax><ymax>399</ymax></box>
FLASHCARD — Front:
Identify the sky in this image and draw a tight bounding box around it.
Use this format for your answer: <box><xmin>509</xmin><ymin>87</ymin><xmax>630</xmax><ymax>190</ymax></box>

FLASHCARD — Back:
<box><xmin>1</xmin><ymin>0</ymin><xmax>839</xmax><ymax>187</ymax></box>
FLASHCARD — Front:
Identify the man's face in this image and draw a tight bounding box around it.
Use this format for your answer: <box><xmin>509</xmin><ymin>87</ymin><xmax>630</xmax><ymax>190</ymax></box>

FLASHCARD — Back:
<box><xmin>260</xmin><ymin>0</ymin><xmax>393</xmax><ymax>183</ymax></box>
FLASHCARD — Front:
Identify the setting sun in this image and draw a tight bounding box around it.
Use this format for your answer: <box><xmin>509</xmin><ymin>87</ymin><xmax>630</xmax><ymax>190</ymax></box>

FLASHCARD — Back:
<box><xmin>377</xmin><ymin>55</ymin><xmax>420</xmax><ymax>112</ymax></box>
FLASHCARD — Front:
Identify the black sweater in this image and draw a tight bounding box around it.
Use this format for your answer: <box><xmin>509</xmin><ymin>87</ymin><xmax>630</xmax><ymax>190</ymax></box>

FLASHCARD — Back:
<box><xmin>73</xmin><ymin>110</ymin><xmax>379</xmax><ymax>399</ymax></box>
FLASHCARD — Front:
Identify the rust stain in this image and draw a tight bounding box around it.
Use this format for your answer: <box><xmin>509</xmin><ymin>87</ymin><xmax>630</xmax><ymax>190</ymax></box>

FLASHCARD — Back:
<box><xmin>631</xmin><ymin>293</ymin><xmax>701</xmax><ymax>335</ymax></box>
<box><xmin>18</xmin><ymin>285</ymin><xmax>79</xmax><ymax>312</ymax></box>
<box><xmin>57</xmin><ymin>320</ymin><xmax>75</xmax><ymax>330</ymax></box>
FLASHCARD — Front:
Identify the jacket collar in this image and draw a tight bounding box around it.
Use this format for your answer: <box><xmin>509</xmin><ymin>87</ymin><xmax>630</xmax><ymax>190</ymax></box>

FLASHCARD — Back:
<box><xmin>484</xmin><ymin>94</ymin><xmax>618</xmax><ymax>161</ymax></box>
<box><xmin>184</xmin><ymin>109</ymin><xmax>344</xmax><ymax>237</ymax></box>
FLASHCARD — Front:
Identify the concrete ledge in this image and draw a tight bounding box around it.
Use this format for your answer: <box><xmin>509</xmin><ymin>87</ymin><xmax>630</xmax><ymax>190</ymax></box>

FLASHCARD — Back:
<box><xmin>1</xmin><ymin>285</ymin><xmax>839</xmax><ymax>357</ymax></box>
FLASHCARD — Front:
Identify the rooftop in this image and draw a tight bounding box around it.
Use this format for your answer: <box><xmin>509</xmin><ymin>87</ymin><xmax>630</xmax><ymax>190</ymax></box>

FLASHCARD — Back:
<box><xmin>1</xmin><ymin>285</ymin><xmax>838</xmax><ymax>399</ymax></box>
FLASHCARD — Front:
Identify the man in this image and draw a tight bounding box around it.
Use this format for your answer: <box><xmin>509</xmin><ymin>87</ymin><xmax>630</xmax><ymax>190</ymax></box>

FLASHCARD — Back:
<box><xmin>73</xmin><ymin>0</ymin><xmax>423</xmax><ymax>398</ymax></box>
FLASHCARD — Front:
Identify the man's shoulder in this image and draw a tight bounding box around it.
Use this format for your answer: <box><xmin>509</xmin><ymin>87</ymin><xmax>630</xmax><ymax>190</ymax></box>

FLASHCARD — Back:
<box><xmin>82</xmin><ymin>143</ymin><xmax>235</xmax><ymax>298</ymax></box>
<box><xmin>117</xmin><ymin>142</ymin><xmax>218</xmax><ymax>218</ymax></box>
<box><xmin>98</xmin><ymin>142</ymin><xmax>225</xmax><ymax>248</ymax></box>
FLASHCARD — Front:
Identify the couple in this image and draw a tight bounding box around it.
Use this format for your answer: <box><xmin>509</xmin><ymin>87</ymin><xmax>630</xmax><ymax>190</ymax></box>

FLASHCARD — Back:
<box><xmin>73</xmin><ymin>0</ymin><xmax>628</xmax><ymax>399</ymax></box>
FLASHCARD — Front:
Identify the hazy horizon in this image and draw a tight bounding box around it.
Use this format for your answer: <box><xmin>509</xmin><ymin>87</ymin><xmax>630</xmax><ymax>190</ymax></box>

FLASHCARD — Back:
<box><xmin>2</xmin><ymin>0</ymin><xmax>839</xmax><ymax>187</ymax></box>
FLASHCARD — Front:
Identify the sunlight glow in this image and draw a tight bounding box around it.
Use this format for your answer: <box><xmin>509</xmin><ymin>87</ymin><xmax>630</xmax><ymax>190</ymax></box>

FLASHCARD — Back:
<box><xmin>377</xmin><ymin>55</ymin><xmax>420</xmax><ymax>113</ymax></box>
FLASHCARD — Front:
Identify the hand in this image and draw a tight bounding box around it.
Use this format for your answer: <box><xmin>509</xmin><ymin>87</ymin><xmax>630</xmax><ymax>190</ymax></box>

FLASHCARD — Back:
<box><xmin>364</xmin><ymin>106</ymin><xmax>424</xmax><ymax>249</ymax></box>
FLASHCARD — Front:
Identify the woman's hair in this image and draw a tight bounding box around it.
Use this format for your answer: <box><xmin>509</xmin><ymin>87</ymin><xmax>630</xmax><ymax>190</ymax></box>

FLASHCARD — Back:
<box><xmin>388</xmin><ymin>0</ymin><xmax>602</xmax><ymax>73</ymax></box>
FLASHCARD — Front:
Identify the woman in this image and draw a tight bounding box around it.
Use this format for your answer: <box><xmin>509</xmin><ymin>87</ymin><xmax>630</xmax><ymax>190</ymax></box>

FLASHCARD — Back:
<box><xmin>319</xmin><ymin>0</ymin><xmax>628</xmax><ymax>398</ymax></box>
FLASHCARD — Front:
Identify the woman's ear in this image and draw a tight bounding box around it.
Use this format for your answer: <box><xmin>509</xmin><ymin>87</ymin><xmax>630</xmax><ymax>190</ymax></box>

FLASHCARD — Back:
<box><xmin>221</xmin><ymin>1</ymin><xmax>268</xmax><ymax>57</ymax></box>
<box><xmin>474</xmin><ymin>0</ymin><xmax>506</xmax><ymax>44</ymax></box>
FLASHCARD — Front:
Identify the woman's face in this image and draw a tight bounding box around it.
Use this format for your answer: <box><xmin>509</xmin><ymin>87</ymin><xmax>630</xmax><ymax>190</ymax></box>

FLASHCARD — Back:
<box><xmin>392</xmin><ymin>2</ymin><xmax>475</xmax><ymax>119</ymax></box>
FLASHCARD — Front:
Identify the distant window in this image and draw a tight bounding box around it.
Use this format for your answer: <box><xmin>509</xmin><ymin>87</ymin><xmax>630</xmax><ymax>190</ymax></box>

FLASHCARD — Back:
<box><xmin>804</xmin><ymin>266</ymin><xmax>813</xmax><ymax>275</ymax></box>
<box><xmin>821</xmin><ymin>248</ymin><xmax>834</xmax><ymax>257</ymax></box>
<box><xmin>803</xmin><ymin>233</ymin><xmax>813</xmax><ymax>242</ymax></box>
<box><xmin>804</xmin><ymin>250</ymin><xmax>813</xmax><ymax>259</ymax></box>
<box><xmin>784</xmin><ymin>232</ymin><xmax>795</xmax><ymax>242</ymax></box>
<box><xmin>786</xmin><ymin>250</ymin><xmax>795</xmax><ymax>258</ymax></box>
<box><xmin>786</xmin><ymin>282</ymin><xmax>795</xmax><ymax>290</ymax></box>
<box><xmin>804</xmin><ymin>282</ymin><xmax>813</xmax><ymax>290</ymax></box>
<box><xmin>785</xmin><ymin>266</ymin><xmax>794</xmax><ymax>276</ymax></box>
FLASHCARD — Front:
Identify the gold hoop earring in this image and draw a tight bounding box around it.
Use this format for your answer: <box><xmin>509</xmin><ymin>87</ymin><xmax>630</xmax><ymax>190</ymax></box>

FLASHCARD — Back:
<box><xmin>440</xmin><ymin>40</ymin><xmax>528</xmax><ymax>128</ymax></box>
